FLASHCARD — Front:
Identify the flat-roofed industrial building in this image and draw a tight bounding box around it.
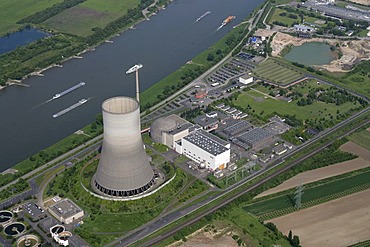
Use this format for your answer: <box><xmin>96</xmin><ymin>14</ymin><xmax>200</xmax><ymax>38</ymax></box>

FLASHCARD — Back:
<box><xmin>176</xmin><ymin>130</ymin><xmax>230</xmax><ymax>170</ymax></box>
<box><xmin>48</xmin><ymin>198</ymin><xmax>84</xmax><ymax>224</ymax></box>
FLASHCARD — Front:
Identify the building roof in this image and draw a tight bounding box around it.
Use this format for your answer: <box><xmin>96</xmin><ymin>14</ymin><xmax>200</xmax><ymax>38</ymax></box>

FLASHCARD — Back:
<box><xmin>223</xmin><ymin>120</ymin><xmax>252</xmax><ymax>136</ymax></box>
<box><xmin>184</xmin><ymin>130</ymin><xmax>229</xmax><ymax>156</ymax></box>
<box><xmin>50</xmin><ymin>199</ymin><xmax>83</xmax><ymax>219</ymax></box>
<box><xmin>193</xmin><ymin>115</ymin><xmax>218</xmax><ymax>128</ymax></box>
<box><xmin>237</xmin><ymin>127</ymin><xmax>273</xmax><ymax>145</ymax></box>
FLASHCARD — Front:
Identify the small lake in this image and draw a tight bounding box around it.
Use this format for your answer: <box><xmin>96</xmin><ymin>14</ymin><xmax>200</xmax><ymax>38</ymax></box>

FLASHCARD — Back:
<box><xmin>284</xmin><ymin>42</ymin><xmax>336</xmax><ymax>66</ymax></box>
<box><xmin>0</xmin><ymin>28</ymin><xmax>51</xmax><ymax>55</ymax></box>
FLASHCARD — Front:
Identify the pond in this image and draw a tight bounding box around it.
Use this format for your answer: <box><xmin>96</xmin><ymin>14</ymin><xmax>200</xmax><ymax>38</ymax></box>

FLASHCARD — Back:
<box><xmin>284</xmin><ymin>42</ymin><xmax>336</xmax><ymax>66</ymax></box>
<box><xmin>0</xmin><ymin>28</ymin><xmax>51</xmax><ymax>55</ymax></box>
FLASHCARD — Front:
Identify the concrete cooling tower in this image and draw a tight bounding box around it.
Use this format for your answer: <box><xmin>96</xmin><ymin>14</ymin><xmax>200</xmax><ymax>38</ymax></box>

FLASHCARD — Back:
<box><xmin>93</xmin><ymin>96</ymin><xmax>154</xmax><ymax>197</ymax></box>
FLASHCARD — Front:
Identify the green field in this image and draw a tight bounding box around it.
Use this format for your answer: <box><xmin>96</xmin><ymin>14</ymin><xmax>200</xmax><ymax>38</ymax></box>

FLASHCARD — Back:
<box><xmin>348</xmin><ymin>129</ymin><xmax>370</xmax><ymax>151</ymax></box>
<box><xmin>253</xmin><ymin>59</ymin><xmax>304</xmax><ymax>85</ymax></box>
<box><xmin>0</xmin><ymin>0</ymin><xmax>64</xmax><ymax>35</ymax></box>
<box><xmin>233</xmin><ymin>87</ymin><xmax>357</xmax><ymax>123</ymax></box>
<box><xmin>268</xmin><ymin>8</ymin><xmax>298</xmax><ymax>27</ymax></box>
<box><xmin>243</xmin><ymin>169</ymin><xmax>370</xmax><ymax>220</ymax></box>
<box><xmin>43</xmin><ymin>0</ymin><xmax>139</xmax><ymax>36</ymax></box>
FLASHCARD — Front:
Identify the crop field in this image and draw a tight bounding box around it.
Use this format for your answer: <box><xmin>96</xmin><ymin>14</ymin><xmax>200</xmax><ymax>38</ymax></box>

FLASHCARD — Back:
<box><xmin>348</xmin><ymin>129</ymin><xmax>370</xmax><ymax>151</ymax></box>
<box><xmin>0</xmin><ymin>0</ymin><xmax>63</xmax><ymax>36</ymax></box>
<box><xmin>270</xmin><ymin>189</ymin><xmax>370</xmax><ymax>247</ymax></box>
<box><xmin>233</xmin><ymin>90</ymin><xmax>356</xmax><ymax>122</ymax></box>
<box><xmin>256</xmin><ymin>158</ymin><xmax>370</xmax><ymax>198</ymax></box>
<box><xmin>243</xmin><ymin>169</ymin><xmax>370</xmax><ymax>221</ymax></box>
<box><xmin>43</xmin><ymin>0</ymin><xmax>139</xmax><ymax>37</ymax></box>
<box><xmin>253</xmin><ymin>59</ymin><xmax>304</xmax><ymax>85</ymax></box>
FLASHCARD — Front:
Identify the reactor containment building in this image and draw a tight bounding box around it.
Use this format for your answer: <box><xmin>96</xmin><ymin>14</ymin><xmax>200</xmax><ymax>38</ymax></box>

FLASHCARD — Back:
<box><xmin>93</xmin><ymin>96</ymin><xmax>155</xmax><ymax>197</ymax></box>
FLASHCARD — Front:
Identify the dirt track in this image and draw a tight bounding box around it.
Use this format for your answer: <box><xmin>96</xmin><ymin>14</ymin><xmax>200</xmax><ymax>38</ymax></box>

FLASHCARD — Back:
<box><xmin>270</xmin><ymin>189</ymin><xmax>370</xmax><ymax>247</ymax></box>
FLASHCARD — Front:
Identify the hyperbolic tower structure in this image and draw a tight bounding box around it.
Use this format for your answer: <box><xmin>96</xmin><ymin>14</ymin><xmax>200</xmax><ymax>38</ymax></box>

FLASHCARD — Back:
<box><xmin>93</xmin><ymin>96</ymin><xmax>154</xmax><ymax>197</ymax></box>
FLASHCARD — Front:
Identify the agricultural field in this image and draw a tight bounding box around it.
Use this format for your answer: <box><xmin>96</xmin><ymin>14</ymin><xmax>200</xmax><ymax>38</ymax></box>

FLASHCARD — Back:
<box><xmin>340</xmin><ymin>141</ymin><xmax>370</xmax><ymax>161</ymax></box>
<box><xmin>243</xmin><ymin>168</ymin><xmax>370</xmax><ymax>220</ymax></box>
<box><xmin>0</xmin><ymin>0</ymin><xmax>63</xmax><ymax>35</ymax></box>
<box><xmin>347</xmin><ymin>129</ymin><xmax>370</xmax><ymax>151</ymax></box>
<box><xmin>253</xmin><ymin>59</ymin><xmax>304</xmax><ymax>85</ymax></box>
<box><xmin>267</xmin><ymin>8</ymin><xmax>299</xmax><ymax>27</ymax></box>
<box><xmin>256</xmin><ymin>157</ymin><xmax>370</xmax><ymax>198</ymax></box>
<box><xmin>43</xmin><ymin>0</ymin><xmax>139</xmax><ymax>37</ymax></box>
<box><xmin>270</xmin><ymin>189</ymin><xmax>370</xmax><ymax>247</ymax></box>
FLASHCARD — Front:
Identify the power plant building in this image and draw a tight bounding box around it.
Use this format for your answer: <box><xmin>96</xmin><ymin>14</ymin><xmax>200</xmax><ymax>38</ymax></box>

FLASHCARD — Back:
<box><xmin>176</xmin><ymin>130</ymin><xmax>230</xmax><ymax>170</ymax></box>
<box><xmin>150</xmin><ymin>115</ymin><xmax>193</xmax><ymax>149</ymax></box>
<box><xmin>93</xmin><ymin>97</ymin><xmax>155</xmax><ymax>197</ymax></box>
<box><xmin>48</xmin><ymin>198</ymin><xmax>84</xmax><ymax>224</ymax></box>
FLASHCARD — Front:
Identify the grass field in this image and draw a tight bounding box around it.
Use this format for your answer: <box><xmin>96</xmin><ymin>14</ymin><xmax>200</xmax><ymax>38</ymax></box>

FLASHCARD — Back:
<box><xmin>233</xmin><ymin>88</ymin><xmax>357</xmax><ymax>123</ymax></box>
<box><xmin>268</xmin><ymin>8</ymin><xmax>297</xmax><ymax>27</ymax></box>
<box><xmin>43</xmin><ymin>0</ymin><xmax>139</xmax><ymax>37</ymax></box>
<box><xmin>253</xmin><ymin>59</ymin><xmax>304</xmax><ymax>85</ymax></box>
<box><xmin>348</xmin><ymin>129</ymin><xmax>370</xmax><ymax>151</ymax></box>
<box><xmin>0</xmin><ymin>0</ymin><xmax>64</xmax><ymax>36</ymax></box>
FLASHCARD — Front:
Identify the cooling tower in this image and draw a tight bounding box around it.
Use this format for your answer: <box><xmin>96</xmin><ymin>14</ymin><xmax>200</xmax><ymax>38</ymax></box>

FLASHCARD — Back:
<box><xmin>93</xmin><ymin>97</ymin><xmax>154</xmax><ymax>197</ymax></box>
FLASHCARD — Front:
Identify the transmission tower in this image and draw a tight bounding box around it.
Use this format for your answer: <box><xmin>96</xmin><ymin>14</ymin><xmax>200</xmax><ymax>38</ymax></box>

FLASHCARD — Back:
<box><xmin>294</xmin><ymin>182</ymin><xmax>304</xmax><ymax>210</ymax></box>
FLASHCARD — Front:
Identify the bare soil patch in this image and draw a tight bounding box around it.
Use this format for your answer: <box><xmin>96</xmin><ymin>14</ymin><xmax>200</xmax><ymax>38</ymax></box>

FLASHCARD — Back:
<box><xmin>256</xmin><ymin>158</ymin><xmax>370</xmax><ymax>198</ymax></box>
<box><xmin>170</xmin><ymin>226</ymin><xmax>238</xmax><ymax>247</ymax></box>
<box><xmin>268</xmin><ymin>31</ymin><xmax>370</xmax><ymax>72</ymax></box>
<box><xmin>340</xmin><ymin>141</ymin><xmax>370</xmax><ymax>161</ymax></box>
<box><xmin>349</xmin><ymin>0</ymin><xmax>369</xmax><ymax>5</ymax></box>
<box><xmin>269</xmin><ymin>189</ymin><xmax>370</xmax><ymax>247</ymax></box>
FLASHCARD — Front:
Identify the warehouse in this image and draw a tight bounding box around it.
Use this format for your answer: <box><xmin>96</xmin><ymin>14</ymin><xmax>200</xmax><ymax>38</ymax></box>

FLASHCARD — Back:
<box><xmin>237</xmin><ymin>127</ymin><xmax>274</xmax><ymax>149</ymax></box>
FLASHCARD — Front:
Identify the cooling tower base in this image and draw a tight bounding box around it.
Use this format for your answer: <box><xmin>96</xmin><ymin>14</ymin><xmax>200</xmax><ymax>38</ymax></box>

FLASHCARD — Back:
<box><xmin>93</xmin><ymin>177</ymin><xmax>155</xmax><ymax>197</ymax></box>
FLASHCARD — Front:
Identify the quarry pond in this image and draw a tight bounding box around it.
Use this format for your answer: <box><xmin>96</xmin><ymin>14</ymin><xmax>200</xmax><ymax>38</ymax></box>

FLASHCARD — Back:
<box><xmin>284</xmin><ymin>42</ymin><xmax>336</xmax><ymax>66</ymax></box>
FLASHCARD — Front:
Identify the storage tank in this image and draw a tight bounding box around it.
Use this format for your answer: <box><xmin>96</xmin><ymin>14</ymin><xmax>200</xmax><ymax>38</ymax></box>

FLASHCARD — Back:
<box><xmin>93</xmin><ymin>97</ymin><xmax>154</xmax><ymax>197</ymax></box>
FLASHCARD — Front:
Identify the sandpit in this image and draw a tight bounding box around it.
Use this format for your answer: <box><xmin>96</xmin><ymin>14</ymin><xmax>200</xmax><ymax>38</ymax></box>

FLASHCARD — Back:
<box><xmin>269</xmin><ymin>189</ymin><xmax>370</xmax><ymax>247</ymax></box>
<box><xmin>267</xmin><ymin>31</ymin><xmax>370</xmax><ymax>72</ymax></box>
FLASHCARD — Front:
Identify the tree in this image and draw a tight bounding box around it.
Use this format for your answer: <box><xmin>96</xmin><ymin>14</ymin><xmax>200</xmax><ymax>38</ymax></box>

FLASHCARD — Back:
<box><xmin>207</xmin><ymin>53</ymin><xmax>215</xmax><ymax>61</ymax></box>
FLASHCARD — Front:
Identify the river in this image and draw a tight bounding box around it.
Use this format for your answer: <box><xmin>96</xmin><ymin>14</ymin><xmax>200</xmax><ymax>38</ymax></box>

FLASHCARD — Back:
<box><xmin>0</xmin><ymin>0</ymin><xmax>264</xmax><ymax>171</ymax></box>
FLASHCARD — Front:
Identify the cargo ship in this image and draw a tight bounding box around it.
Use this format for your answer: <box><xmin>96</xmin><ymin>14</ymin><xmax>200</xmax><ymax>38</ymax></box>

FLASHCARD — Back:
<box><xmin>222</xmin><ymin>16</ymin><xmax>235</xmax><ymax>26</ymax></box>
<box><xmin>53</xmin><ymin>81</ymin><xmax>85</xmax><ymax>99</ymax></box>
<box><xmin>53</xmin><ymin>99</ymin><xmax>88</xmax><ymax>118</ymax></box>
<box><xmin>126</xmin><ymin>64</ymin><xmax>143</xmax><ymax>74</ymax></box>
<box><xmin>196</xmin><ymin>11</ymin><xmax>211</xmax><ymax>22</ymax></box>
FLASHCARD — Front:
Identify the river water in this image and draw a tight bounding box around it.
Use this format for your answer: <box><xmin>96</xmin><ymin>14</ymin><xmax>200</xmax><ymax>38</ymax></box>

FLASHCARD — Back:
<box><xmin>0</xmin><ymin>0</ymin><xmax>263</xmax><ymax>171</ymax></box>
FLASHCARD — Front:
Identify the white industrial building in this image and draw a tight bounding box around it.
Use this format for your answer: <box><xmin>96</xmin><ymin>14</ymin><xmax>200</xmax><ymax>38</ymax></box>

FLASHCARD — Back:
<box><xmin>239</xmin><ymin>75</ymin><xmax>254</xmax><ymax>85</ymax></box>
<box><xmin>48</xmin><ymin>198</ymin><xmax>84</xmax><ymax>224</ymax></box>
<box><xmin>176</xmin><ymin>130</ymin><xmax>230</xmax><ymax>170</ymax></box>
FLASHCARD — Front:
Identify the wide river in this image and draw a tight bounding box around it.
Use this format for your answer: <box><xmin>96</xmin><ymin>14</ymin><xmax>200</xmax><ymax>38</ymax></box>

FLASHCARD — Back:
<box><xmin>0</xmin><ymin>0</ymin><xmax>263</xmax><ymax>171</ymax></box>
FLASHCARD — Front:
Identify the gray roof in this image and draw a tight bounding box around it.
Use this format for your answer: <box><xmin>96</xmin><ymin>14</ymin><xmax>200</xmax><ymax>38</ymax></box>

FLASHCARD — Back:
<box><xmin>193</xmin><ymin>115</ymin><xmax>218</xmax><ymax>127</ymax></box>
<box><xmin>50</xmin><ymin>199</ymin><xmax>82</xmax><ymax>219</ymax></box>
<box><xmin>224</xmin><ymin>120</ymin><xmax>252</xmax><ymax>136</ymax></box>
<box><xmin>184</xmin><ymin>130</ymin><xmax>229</xmax><ymax>156</ymax></box>
<box><xmin>237</xmin><ymin>127</ymin><xmax>273</xmax><ymax>145</ymax></box>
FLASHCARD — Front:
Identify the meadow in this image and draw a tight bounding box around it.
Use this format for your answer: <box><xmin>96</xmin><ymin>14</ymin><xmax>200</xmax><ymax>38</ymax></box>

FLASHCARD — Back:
<box><xmin>43</xmin><ymin>0</ymin><xmax>140</xmax><ymax>37</ymax></box>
